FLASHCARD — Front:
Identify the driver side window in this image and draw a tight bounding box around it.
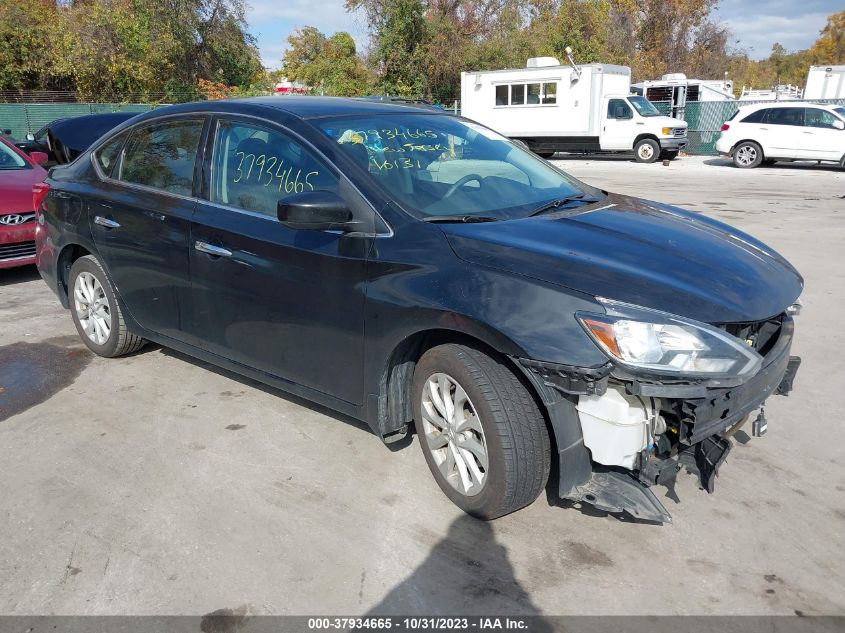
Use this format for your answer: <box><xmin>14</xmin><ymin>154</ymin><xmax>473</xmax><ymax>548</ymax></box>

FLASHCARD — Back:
<box><xmin>211</xmin><ymin>120</ymin><xmax>339</xmax><ymax>217</ymax></box>
<box><xmin>608</xmin><ymin>99</ymin><xmax>632</xmax><ymax>119</ymax></box>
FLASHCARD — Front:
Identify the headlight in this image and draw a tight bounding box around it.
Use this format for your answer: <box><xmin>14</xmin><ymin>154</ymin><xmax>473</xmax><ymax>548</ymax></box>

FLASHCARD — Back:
<box><xmin>578</xmin><ymin>299</ymin><xmax>762</xmax><ymax>378</ymax></box>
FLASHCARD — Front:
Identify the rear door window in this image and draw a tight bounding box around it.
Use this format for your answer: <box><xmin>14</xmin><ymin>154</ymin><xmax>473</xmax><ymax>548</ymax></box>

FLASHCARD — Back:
<box><xmin>210</xmin><ymin>119</ymin><xmax>339</xmax><ymax>217</ymax></box>
<box><xmin>119</xmin><ymin>119</ymin><xmax>204</xmax><ymax>196</ymax></box>
<box><xmin>766</xmin><ymin>108</ymin><xmax>805</xmax><ymax>126</ymax></box>
<box><xmin>740</xmin><ymin>109</ymin><xmax>767</xmax><ymax>123</ymax></box>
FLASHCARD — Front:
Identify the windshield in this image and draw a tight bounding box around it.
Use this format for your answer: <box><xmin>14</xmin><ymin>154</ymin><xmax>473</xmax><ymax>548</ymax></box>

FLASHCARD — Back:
<box><xmin>317</xmin><ymin>114</ymin><xmax>598</xmax><ymax>219</ymax></box>
<box><xmin>0</xmin><ymin>140</ymin><xmax>27</xmax><ymax>170</ymax></box>
<box><xmin>628</xmin><ymin>96</ymin><xmax>660</xmax><ymax>117</ymax></box>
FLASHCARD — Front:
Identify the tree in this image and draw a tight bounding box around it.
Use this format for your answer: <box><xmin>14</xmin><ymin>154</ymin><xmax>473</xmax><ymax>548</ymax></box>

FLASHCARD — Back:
<box><xmin>808</xmin><ymin>10</ymin><xmax>845</xmax><ymax>64</ymax></box>
<box><xmin>369</xmin><ymin>0</ymin><xmax>430</xmax><ymax>96</ymax></box>
<box><xmin>0</xmin><ymin>0</ymin><xmax>71</xmax><ymax>92</ymax></box>
<box><xmin>281</xmin><ymin>28</ymin><xmax>371</xmax><ymax>95</ymax></box>
<box><xmin>1</xmin><ymin>0</ymin><xmax>262</xmax><ymax>101</ymax></box>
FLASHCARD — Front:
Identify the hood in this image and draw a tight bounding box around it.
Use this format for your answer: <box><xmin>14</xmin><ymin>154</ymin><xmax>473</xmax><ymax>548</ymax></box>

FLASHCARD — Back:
<box><xmin>0</xmin><ymin>166</ymin><xmax>46</xmax><ymax>214</ymax></box>
<box><xmin>441</xmin><ymin>193</ymin><xmax>803</xmax><ymax>323</ymax></box>
<box><xmin>653</xmin><ymin>115</ymin><xmax>687</xmax><ymax>128</ymax></box>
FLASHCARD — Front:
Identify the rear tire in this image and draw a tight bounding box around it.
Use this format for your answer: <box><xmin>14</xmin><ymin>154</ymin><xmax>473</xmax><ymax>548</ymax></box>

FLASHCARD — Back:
<box><xmin>413</xmin><ymin>344</ymin><xmax>551</xmax><ymax>520</ymax></box>
<box><xmin>69</xmin><ymin>255</ymin><xmax>144</xmax><ymax>358</ymax></box>
<box><xmin>634</xmin><ymin>138</ymin><xmax>660</xmax><ymax>163</ymax></box>
<box><xmin>534</xmin><ymin>150</ymin><xmax>555</xmax><ymax>159</ymax></box>
<box><xmin>732</xmin><ymin>141</ymin><xmax>763</xmax><ymax>168</ymax></box>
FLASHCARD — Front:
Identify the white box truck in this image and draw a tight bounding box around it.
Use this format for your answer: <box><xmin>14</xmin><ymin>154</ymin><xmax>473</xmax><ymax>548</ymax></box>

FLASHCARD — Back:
<box><xmin>805</xmin><ymin>65</ymin><xmax>845</xmax><ymax>100</ymax></box>
<box><xmin>460</xmin><ymin>56</ymin><xmax>688</xmax><ymax>162</ymax></box>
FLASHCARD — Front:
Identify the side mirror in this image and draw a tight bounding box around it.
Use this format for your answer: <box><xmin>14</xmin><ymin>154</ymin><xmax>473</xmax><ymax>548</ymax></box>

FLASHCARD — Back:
<box><xmin>277</xmin><ymin>191</ymin><xmax>352</xmax><ymax>231</ymax></box>
<box><xmin>29</xmin><ymin>151</ymin><xmax>49</xmax><ymax>166</ymax></box>
<box><xmin>25</xmin><ymin>133</ymin><xmax>36</xmax><ymax>141</ymax></box>
<box><xmin>834</xmin><ymin>119</ymin><xmax>845</xmax><ymax>131</ymax></box>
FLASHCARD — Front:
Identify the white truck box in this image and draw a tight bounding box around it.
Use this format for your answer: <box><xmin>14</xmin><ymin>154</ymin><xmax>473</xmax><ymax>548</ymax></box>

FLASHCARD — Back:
<box><xmin>460</xmin><ymin>59</ymin><xmax>688</xmax><ymax>162</ymax></box>
<box><xmin>805</xmin><ymin>66</ymin><xmax>845</xmax><ymax>100</ymax></box>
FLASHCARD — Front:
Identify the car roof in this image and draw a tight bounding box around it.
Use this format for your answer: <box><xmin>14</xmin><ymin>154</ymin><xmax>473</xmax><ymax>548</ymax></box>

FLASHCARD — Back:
<box><xmin>126</xmin><ymin>96</ymin><xmax>450</xmax><ymax>123</ymax></box>
<box><xmin>738</xmin><ymin>101</ymin><xmax>839</xmax><ymax>112</ymax></box>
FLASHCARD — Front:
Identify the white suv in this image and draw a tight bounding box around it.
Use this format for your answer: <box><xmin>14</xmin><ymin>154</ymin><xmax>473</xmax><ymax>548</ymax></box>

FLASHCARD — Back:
<box><xmin>715</xmin><ymin>102</ymin><xmax>845</xmax><ymax>168</ymax></box>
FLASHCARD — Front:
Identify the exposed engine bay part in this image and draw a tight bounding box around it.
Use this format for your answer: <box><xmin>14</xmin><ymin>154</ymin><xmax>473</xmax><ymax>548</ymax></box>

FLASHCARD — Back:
<box><xmin>677</xmin><ymin>435</ymin><xmax>733</xmax><ymax>494</ymax></box>
<box><xmin>576</xmin><ymin>385</ymin><xmax>660</xmax><ymax>469</ymax></box>
<box><xmin>565</xmin><ymin>470</ymin><xmax>672</xmax><ymax>523</ymax></box>
<box><xmin>776</xmin><ymin>356</ymin><xmax>801</xmax><ymax>395</ymax></box>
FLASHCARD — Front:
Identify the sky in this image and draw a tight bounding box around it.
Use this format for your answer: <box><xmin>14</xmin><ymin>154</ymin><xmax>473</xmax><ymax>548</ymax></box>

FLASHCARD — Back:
<box><xmin>245</xmin><ymin>0</ymin><xmax>843</xmax><ymax>70</ymax></box>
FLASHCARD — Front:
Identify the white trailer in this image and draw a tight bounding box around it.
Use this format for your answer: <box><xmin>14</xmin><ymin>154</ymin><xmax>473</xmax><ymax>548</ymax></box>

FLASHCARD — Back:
<box><xmin>460</xmin><ymin>57</ymin><xmax>688</xmax><ymax>162</ymax></box>
<box><xmin>632</xmin><ymin>73</ymin><xmax>734</xmax><ymax>117</ymax></box>
<box><xmin>805</xmin><ymin>65</ymin><xmax>845</xmax><ymax>100</ymax></box>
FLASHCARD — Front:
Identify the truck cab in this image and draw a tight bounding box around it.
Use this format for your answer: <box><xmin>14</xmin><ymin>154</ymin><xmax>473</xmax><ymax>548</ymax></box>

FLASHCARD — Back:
<box><xmin>601</xmin><ymin>95</ymin><xmax>688</xmax><ymax>162</ymax></box>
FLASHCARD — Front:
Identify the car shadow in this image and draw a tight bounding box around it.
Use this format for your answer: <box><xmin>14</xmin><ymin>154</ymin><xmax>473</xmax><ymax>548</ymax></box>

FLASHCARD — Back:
<box><xmin>0</xmin><ymin>265</ymin><xmax>40</xmax><ymax>286</ymax></box>
<box><xmin>364</xmin><ymin>514</ymin><xmax>553</xmax><ymax>622</ymax></box>
<box><xmin>703</xmin><ymin>157</ymin><xmax>844</xmax><ymax>172</ymax></box>
<box><xmin>152</xmin><ymin>343</ymin><xmax>390</xmax><ymax>443</ymax></box>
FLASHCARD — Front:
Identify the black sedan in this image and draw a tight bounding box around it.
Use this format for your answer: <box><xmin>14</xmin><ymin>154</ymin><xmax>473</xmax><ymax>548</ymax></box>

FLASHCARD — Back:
<box><xmin>35</xmin><ymin>97</ymin><xmax>802</xmax><ymax>522</ymax></box>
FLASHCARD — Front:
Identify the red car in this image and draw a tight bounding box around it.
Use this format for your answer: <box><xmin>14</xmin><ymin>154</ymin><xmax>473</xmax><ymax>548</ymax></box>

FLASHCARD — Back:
<box><xmin>0</xmin><ymin>135</ymin><xmax>48</xmax><ymax>269</ymax></box>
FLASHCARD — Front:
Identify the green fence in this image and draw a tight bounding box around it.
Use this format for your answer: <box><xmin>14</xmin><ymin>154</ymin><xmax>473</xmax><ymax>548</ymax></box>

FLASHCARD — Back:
<box><xmin>654</xmin><ymin>99</ymin><xmax>845</xmax><ymax>155</ymax></box>
<box><xmin>0</xmin><ymin>103</ymin><xmax>158</xmax><ymax>140</ymax></box>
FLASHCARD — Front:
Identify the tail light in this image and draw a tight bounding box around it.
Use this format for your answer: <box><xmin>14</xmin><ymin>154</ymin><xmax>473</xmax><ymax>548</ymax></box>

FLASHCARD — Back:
<box><xmin>721</xmin><ymin>123</ymin><xmax>730</xmax><ymax>131</ymax></box>
<box><xmin>32</xmin><ymin>182</ymin><xmax>50</xmax><ymax>225</ymax></box>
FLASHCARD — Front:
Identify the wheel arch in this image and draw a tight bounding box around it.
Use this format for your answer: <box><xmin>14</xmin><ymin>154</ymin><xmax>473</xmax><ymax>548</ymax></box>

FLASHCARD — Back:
<box><xmin>55</xmin><ymin>243</ymin><xmax>93</xmax><ymax>308</ymax></box>
<box><xmin>633</xmin><ymin>133</ymin><xmax>659</xmax><ymax>149</ymax></box>
<box><xmin>373</xmin><ymin>325</ymin><xmax>594</xmax><ymax>499</ymax></box>
<box><xmin>374</xmin><ymin>326</ymin><xmax>540</xmax><ymax>441</ymax></box>
<box><xmin>730</xmin><ymin>139</ymin><xmax>765</xmax><ymax>158</ymax></box>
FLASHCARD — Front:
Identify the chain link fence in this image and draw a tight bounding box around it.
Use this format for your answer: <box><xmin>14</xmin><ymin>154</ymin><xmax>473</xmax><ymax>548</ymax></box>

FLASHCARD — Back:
<box><xmin>0</xmin><ymin>103</ymin><xmax>160</xmax><ymax>140</ymax></box>
<box><xmin>3</xmin><ymin>98</ymin><xmax>844</xmax><ymax>155</ymax></box>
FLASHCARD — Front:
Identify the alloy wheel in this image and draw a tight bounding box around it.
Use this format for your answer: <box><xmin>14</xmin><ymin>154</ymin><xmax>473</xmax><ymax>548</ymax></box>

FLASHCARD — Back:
<box><xmin>736</xmin><ymin>145</ymin><xmax>757</xmax><ymax>166</ymax></box>
<box><xmin>420</xmin><ymin>372</ymin><xmax>489</xmax><ymax>496</ymax></box>
<box><xmin>73</xmin><ymin>272</ymin><xmax>112</xmax><ymax>345</ymax></box>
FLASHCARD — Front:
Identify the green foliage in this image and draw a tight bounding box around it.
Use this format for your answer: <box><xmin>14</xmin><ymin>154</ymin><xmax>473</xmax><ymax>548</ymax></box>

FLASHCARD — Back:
<box><xmin>282</xmin><ymin>28</ymin><xmax>371</xmax><ymax>95</ymax></box>
<box><xmin>808</xmin><ymin>10</ymin><xmax>845</xmax><ymax>64</ymax></box>
<box><xmin>0</xmin><ymin>0</ymin><xmax>262</xmax><ymax>101</ymax></box>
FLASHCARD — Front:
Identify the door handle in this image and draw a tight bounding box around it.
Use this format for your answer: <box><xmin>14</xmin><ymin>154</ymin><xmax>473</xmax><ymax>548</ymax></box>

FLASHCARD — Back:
<box><xmin>802</xmin><ymin>131</ymin><xmax>813</xmax><ymax>134</ymax></box>
<box><xmin>94</xmin><ymin>215</ymin><xmax>120</xmax><ymax>229</ymax></box>
<box><xmin>194</xmin><ymin>241</ymin><xmax>232</xmax><ymax>257</ymax></box>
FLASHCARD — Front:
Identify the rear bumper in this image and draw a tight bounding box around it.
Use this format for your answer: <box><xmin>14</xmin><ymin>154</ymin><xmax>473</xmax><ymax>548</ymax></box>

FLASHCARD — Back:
<box><xmin>715</xmin><ymin>137</ymin><xmax>732</xmax><ymax>155</ymax></box>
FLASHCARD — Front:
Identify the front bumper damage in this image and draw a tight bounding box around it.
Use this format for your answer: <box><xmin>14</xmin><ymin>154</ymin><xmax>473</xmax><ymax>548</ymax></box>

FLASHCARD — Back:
<box><xmin>517</xmin><ymin>314</ymin><xmax>800</xmax><ymax>523</ymax></box>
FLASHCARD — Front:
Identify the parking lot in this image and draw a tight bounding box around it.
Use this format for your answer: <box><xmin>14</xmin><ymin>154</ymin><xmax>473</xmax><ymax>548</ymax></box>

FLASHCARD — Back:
<box><xmin>1</xmin><ymin>155</ymin><xmax>843</xmax><ymax>617</ymax></box>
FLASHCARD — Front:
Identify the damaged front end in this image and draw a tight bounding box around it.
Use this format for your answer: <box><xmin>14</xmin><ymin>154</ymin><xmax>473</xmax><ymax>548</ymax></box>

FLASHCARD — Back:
<box><xmin>517</xmin><ymin>301</ymin><xmax>801</xmax><ymax>524</ymax></box>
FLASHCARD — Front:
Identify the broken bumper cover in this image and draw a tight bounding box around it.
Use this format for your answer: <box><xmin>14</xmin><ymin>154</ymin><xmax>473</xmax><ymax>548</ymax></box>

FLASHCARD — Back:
<box><xmin>519</xmin><ymin>315</ymin><xmax>800</xmax><ymax>523</ymax></box>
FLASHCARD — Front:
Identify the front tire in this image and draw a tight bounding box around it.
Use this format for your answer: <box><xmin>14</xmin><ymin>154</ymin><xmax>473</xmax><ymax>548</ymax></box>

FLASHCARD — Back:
<box><xmin>69</xmin><ymin>255</ymin><xmax>144</xmax><ymax>357</ymax></box>
<box><xmin>413</xmin><ymin>344</ymin><xmax>550</xmax><ymax>520</ymax></box>
<box><xmin>733</xmin><ymin>141</ymin><xmax>763</xmax><ymax>168</ymax></box>
<box><xmin>634</xmin><ymin>138</ymin><xmax>660</xmax><ymax>163</ymax></box>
